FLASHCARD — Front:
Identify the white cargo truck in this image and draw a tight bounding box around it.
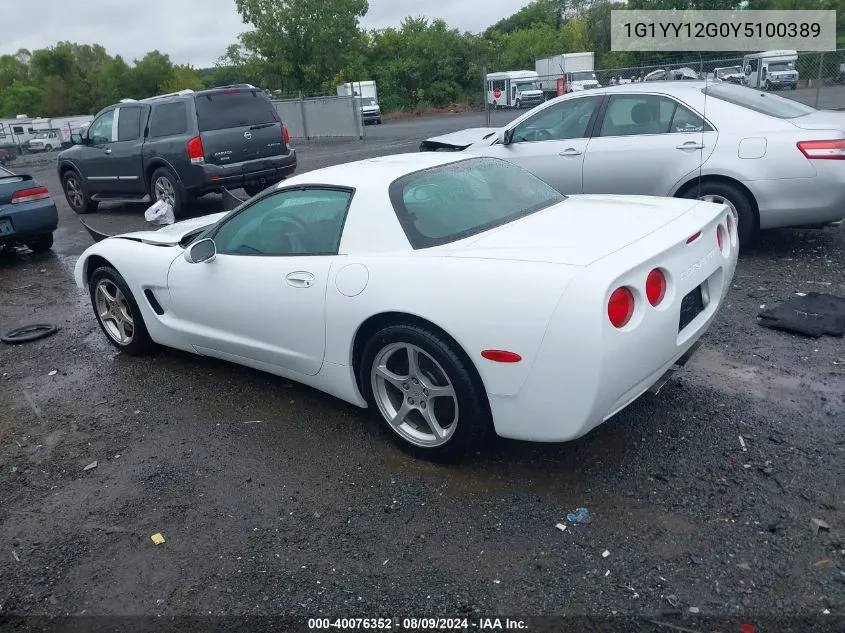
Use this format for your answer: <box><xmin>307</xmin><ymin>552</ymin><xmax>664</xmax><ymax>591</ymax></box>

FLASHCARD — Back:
<box><xmin>336</xmin><ymin>81</ymin><xmax>382</xmax><ymax>124</ymax></box>
<box><xmin>535</xmin><ymin>52</ymin><xmax>600</xmax><ymax>99</ymax></box>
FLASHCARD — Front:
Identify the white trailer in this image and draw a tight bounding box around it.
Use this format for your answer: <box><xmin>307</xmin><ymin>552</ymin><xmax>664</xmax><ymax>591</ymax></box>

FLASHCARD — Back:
<box><xmin>27</xmin><ymin>115</ymin><xmax>94</xmax><ymax>151</ymax></box>
<box><xmin>336</xmin><ymin>80</ymin><xmax>378</xmax><ymax>102</ymax></box>
<box><xmin>535</xmin><ymin>52</ymin><xmax>600</xmax><ymax>99</ymax></box>
<box><xmin>485</xmin><ymin>70</ymin><xmax>544</xmax><ymax>109</ymax></box>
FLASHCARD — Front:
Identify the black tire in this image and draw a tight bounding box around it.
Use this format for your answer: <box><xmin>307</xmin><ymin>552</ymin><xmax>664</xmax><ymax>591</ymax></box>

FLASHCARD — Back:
<box><xmin>88</xmin><ymin>265</ymin><xmax>156</xmax><ymax>356</ymax></box>
<box><xmin>243</xmin><ymin>183</ymin><xmax>267</xmax><ymax>197</ymax></box>
<box><xmin>682</xmin><ymin>180</ymin><xmax>758</xmax><ymax>247</ymax></box>
<box><xmin>359</xmin><ymin>323</ymin><xmax>491</xmax><ymax>462</ymax></box>
<box><xmin>27</xmin><ymin>233</ymin><xmax>53</xmax><ymax>253</ymax></box>
<box><xmin>515</xmin><ymin>99</ymin><xmax>521</xmax><ymax>109</ymax></box>
<box><xmin>150</xmin><ymin>167</ymin><xmax>185</xmax><ymax>219</ymax></box>
<box><xmin>62</xmin><ymin>170</ymin><xmax>98</xmax><ymax>214</ymax></box>
<box><xmin>376</xmin><ymin>118</ymin><xmax>382</xmax><ymax>124</ymax></box>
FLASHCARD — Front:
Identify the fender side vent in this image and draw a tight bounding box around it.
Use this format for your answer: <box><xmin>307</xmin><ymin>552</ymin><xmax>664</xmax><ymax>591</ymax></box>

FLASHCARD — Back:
<box><xmin>144</xmin><ymin>289</ymin><xmax>165</xmax><ymax>315</ymax></box>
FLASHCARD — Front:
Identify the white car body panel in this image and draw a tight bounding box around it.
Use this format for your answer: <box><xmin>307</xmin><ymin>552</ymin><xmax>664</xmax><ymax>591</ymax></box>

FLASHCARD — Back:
<box><xmin>420</xmin><ymin>82</ymin><xmax>845</xmax><ymax>230</ymax></box>
<box><xmin>75</xmin><ymin>153</ymin><xmax>738</xmax><ymax>443</ymax></box>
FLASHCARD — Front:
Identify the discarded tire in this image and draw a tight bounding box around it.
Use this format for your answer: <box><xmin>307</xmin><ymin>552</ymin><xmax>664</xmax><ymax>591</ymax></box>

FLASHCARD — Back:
<box><xmin>1</xmin><ymin>323</ymin><xmax>59</xmax><ymax>344</ymax></box>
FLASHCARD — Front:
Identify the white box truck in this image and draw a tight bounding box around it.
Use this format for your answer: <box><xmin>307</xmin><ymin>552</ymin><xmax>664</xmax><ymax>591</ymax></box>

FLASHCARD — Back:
<box><xmin>336</xmin><ymin>81</ymin><xmax>382</xmax><ymax>124</ymax></box>
<box><xmin>535</xmin><ymin>52</ymin><xmax>600</xmax><ymax>99</ymax></box>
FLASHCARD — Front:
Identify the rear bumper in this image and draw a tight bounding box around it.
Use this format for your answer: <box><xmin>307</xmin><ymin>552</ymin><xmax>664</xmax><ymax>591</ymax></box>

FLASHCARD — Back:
<box><xmin>487</xmin><ymin>210</ymin><xmax>738</xmax><ymax>442</ymax></box>
<box><xmin>747</xmin><ymin>173</ymin><xmax>845</xmax><ymax>230</ymax></box>
<box><xmin>191</xmin><ymin>150</ymin><xmax>297</xmax><ymax>194</ymax></box>
<box><xmin>0</xmin><ymin>199</ymin><xmax>59</xmax><ymax>244</ymax></box>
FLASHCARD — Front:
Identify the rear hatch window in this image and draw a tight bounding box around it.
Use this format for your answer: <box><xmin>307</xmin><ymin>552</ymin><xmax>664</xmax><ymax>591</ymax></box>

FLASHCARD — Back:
<box><xmin>194</xmin><ymin>90</ymin><xmax>286</xmax><ymax>163</ymax></box>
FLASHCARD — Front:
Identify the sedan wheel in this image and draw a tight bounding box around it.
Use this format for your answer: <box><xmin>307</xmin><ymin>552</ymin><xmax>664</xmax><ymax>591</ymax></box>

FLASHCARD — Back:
<box><xmin>371</xmin><ymin>342</ymin><xmax>459</xmax><ymax>448</ymax></box>
<box><xmin>698</xmin><ymin>193</ymin><xmax>738</xmax><ymax>226</ymax></box>
<box><xmin>95</xmin><ymin>279</ymin><xmax>135</xmax><ymax>346</ymax></box>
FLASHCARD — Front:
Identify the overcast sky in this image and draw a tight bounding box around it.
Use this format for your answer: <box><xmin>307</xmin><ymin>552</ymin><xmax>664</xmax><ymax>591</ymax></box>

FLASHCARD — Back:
<box><xmin>0</xmin><ymin>0</ymin><xmax>532</xmax><ymax>68</ymax></box>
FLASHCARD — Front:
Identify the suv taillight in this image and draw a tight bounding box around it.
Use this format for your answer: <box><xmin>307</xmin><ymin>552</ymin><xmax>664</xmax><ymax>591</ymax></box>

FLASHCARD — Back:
<box><xmin>282</xmin><ymin>124</ymin><xmax>290</xmax><ymax>145</ymax></box>
<box><xmin>187</xmin><ymin>136</ymin><xmax>205</xmax><ymax>164</ymax></box>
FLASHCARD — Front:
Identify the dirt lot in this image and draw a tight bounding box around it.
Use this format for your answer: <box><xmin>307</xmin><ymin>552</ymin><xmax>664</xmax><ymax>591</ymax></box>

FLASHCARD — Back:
<box><xmin>1</xmin><ymin>123</ymin><xmax>844</xmax><ymax>630</ymax></box>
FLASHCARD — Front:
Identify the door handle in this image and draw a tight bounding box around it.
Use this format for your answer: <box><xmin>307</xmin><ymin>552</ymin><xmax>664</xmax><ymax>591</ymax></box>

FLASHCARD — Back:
<box><xmin>103</xmin><ymin>148</ymin><xmax>112</xmax><ymax>155</ymax></box>
<box><xmin>676</xmin><ymin>142</ymin><xmax>705</xmax><ymax>150</ymax></box>
<box><xmin>285</xmin><ymin>271</ymin><xmax>315</xmax><ymax>288</ymax></box>
<box><xmin>559</xmin><ymin>148</ymin><xmax>582</xmax><ymax>156</ymax></box>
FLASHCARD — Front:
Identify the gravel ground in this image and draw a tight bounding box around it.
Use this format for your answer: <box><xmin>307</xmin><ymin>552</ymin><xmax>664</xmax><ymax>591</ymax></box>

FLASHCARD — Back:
<box><xmin>1</xmin><ymin>114</ymin><xmax>844</xmax><ymax>629</ymax></box>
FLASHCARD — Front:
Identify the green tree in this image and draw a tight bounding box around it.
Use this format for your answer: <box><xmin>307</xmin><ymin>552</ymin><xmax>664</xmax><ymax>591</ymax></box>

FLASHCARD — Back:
<box><xmin>0</xmin><ymin>80</ymin><xmax>44</xmax><ymax>118</ymax></box>
<box><xmin>0</xmin><ymin>55</ymin><xmax>29</xmax><ymax>91</ymax></box>
<box><xmin>161</xmin><ymin>64</ymin><xmax>205</xmax><ymax>92</ymax></box>
<box><xmin>127</xmin><ymin>51</ymin><xmax>174</xmax><ymax>97</ymax></box>
<box><xmin>235</xmin><ymin>0</ymin><xmax>369</xmax><ymax>92</ymax></box>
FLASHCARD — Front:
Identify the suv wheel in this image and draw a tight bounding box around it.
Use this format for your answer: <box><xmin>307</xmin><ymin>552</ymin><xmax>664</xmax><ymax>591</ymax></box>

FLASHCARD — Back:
<box><xmin>62</xmin><ymin>170</ymin><xmax>98</xmax><ymax>214</ymax></box>
<box><xmin>150</xmin><ymin>168</ymin><xmax>184</xmax><ymax>218</ymax></box>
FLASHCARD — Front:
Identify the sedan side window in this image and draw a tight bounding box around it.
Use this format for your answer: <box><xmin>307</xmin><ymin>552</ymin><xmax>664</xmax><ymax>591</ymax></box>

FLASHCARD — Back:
<box><xmin>599</xmin><ymin>95</ymin><xmax>712</xmax><ymax>137</ymax></box>
<box><xmin>511</xmin><ymin>96</ymin><xmax>602</xmax><ymax>143</ymax></box>
<box><xmin>214</xmin><ymin>188</ymin><xmax>353</xmax><ymax>256</ymax></box>
<box><xmin>88</xmin><ymin>110</ymin><xmax>116</xmax><ymax>145</ymax></box>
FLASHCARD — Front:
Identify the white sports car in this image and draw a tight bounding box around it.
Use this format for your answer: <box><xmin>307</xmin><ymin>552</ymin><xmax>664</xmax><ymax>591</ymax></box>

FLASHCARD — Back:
<box><xmin>75</xmin><ymin>153</ymin><xmax>738</xmax><ymax>460</ymax></box>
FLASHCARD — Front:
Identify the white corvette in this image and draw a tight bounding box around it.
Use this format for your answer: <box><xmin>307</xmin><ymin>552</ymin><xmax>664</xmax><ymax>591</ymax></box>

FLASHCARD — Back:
<box><xmin>74</xmin><ymin>153</ymin><xmax>738</xmax><ymax>460</ymax></box>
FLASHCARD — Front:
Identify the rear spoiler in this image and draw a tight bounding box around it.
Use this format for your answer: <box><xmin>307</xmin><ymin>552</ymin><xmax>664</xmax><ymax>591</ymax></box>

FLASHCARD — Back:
<box><xmin>0</xmin><ymin>173</ymin><xmax>31</xmax><ymax>183</ymax></box>
<box><xmin>79</xmin><ymin>188</ymin><xmax>247</xmax><ymax>244</ymax></box>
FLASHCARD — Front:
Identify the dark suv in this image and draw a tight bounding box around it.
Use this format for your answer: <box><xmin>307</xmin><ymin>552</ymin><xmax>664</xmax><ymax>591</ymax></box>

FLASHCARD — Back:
<box><xmin>57</xmin><ymin>85</ymin><xmax>297</xmax><ymax>217</ymax></box>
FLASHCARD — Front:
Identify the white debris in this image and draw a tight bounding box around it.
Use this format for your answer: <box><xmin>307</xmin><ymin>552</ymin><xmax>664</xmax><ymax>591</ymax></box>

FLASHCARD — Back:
<box><xmin>688</xmin><ymin>607</ymin><xmax>700</xmax><ymax>614</ymax></box>
<box><xmin>382</xmin><ymin>559</ymin><xmax>389</xmax><ymax>566</ymax></box>
<box><xmin>739</xmin><ymin>435</ymin><xmax>747</xmax><ymax>452</ymax></box>
<box><xmin>555</xmin><ymin>523</ymin><xmax>567</xmax><ymax>532</ymax></box>
<box><xmin>12</xmin><ymin>550</ymin><xmax>20</xmax><ymax>562</ymax></box>
<box><xmin>493</xmin><ymin>580</ymin><xmax>500</xmax><ymax>584</ymax></box>
<box><xmin>83</xmin><ymin>461</ymin><xmax>98</xmax><ymax>471</ymax></box>
<box><xmin>48</xmin><ymin>370</ymin><xmax>58</xmax><ymax>376</ymax></box>
<box><xmin>604</xmin><ymin>570</ymin><xmax>610</xmax><ymax>577</ymax></box>
<box><xmin>602</xmin><ymin>550</ymin><xmax>610</xmax><ymax>558</ymax></box>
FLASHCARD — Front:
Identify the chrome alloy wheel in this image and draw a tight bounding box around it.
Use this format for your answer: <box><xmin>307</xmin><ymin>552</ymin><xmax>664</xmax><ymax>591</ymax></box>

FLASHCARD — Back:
<box><xmin>154</xmin><ymin>176</ymin><xmax>176</xmax><ymax>205</ymax></box>
<box><xmin>94</xmin><ymin>279</ymin><xmax>134</xmax><ymax>345</ymax></box>
<box><xmin>370</xmin><ymin>343</ymin><xmax>459</xmax><ymax>447</ymax></box>
<box><xmin>698</xmin><ymin>193</ymin><xmax>738</xmax><ymax>225</ymax></box>
<box><xmin>65</xmin><ymin>175</ymin><xmax>84</xmax><ymax>209</ymax></box>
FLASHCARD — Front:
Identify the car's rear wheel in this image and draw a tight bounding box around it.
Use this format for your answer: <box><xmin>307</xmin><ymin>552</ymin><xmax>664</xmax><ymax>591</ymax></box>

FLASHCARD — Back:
<box><xmin>89</xmin><ymin>266</ymin><xmax>156</xmax><ymax>356</ymax></box>
<box><xmin>683</xmin><ymin>181</ymin><xmax>757</xmax><ymax>246</ymax></box>
<box><xmin>150</xmin><ymin>167</ymin><xmax>184</xmax><ymax>219</ymax></box>
<box><xmin>63</xmin><ymin>171</ymin><xmax>98</xmax><ymax>214</ymax></box>
<box><xmin>361</xmin><ymin>324</ymin><xmax>490</xmax><ymax>461</ymax></box>
<box><xmin>27</xmin><ymin>233</ymin><xmax>53</xmax><ymax>253</ymax></box>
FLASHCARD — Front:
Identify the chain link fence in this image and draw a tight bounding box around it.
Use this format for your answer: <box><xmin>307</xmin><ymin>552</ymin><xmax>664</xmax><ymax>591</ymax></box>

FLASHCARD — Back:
<box><xmin>487</xmin><ymin>50</ymin><xmax>845</xmax><ymax>115</ymax></box>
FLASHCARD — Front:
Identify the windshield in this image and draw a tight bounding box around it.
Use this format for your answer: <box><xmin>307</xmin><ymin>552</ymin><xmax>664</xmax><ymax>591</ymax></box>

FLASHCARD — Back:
<box><xmin>516</xmin><ymin>81</ymin><xmax>540</xmax><ymax>91</ymax></box>
<box><xmin>768</xmin><ymin>62</ymin><xmax>795</xmax><ymax>71</ymax></box>
<box><xmin>703</xmin><ymin>83</ymin><xmax>815</xmax><ymax>119</ymax></box>
<box><xmin>570</xmin><ymin>72</ymin><xmax>597</xmax><ymax>82</ymax></box>
<box><xmin>388</xmin><ymin>157</ymin><xmax>564</xmax><ymax>249</ymax></box>
<box><xmin>33</xmin><ymin>132</ymin><xmax>49</xmax><ymax>139</ymax></box>
<box><xmin>717</xmin><ymin>67</ymin><xmax>741</xmax><ymax>77</ymax></box>
<box><xmin>359</xmin><ymin>97</ymin><xmax>377</xmax><ymax>106</ymax></box>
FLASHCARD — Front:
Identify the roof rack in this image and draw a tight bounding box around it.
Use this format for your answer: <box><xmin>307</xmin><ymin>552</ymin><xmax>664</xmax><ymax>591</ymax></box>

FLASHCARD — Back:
<box><xmin>209</xmin><ymin>84</ymin><xmax>259</xmax><ymax>90</ymax></box>
<box><xmin>140</xmin><ymin>89</ymin><xmax>196</xmax><ymax>102</ymax></box>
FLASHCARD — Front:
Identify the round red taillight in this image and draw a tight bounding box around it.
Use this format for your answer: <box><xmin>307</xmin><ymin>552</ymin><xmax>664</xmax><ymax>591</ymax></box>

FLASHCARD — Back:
<box><xmin>716</xmin><ymin>225</ymin><xmax>724</xmax><ymax>250</ymax></box>
<box><xmin>608</xmin><ymin>287</ymin><xmax>635</xmax><ymax>328</ymax></box>
<box><xmin>645</xmin><ymin>269</ymin><xmax>667</xmax><ymax>306</ymax></box>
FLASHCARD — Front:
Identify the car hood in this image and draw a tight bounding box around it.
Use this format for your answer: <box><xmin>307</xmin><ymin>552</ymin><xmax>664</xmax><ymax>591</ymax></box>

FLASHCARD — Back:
<box><xmin>114</xmin><ymin>212</ymin><xmax>229</xmax><ymax>246</ymax></box>
<box><xmin>441</xmin><ymin>195</ymin><xmax>717</xmax><ymax>266</ymax></box>
<box><xmin>421</xmin><ymin>127</ymin><xmax>499</xmax><ymax>150</ymax></box>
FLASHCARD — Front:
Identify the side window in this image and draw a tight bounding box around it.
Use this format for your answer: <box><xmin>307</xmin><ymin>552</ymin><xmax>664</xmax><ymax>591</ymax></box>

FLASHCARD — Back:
<box><xmin>511</xmin><ymin>96</ymin><xmax>601</xmax><ymax>143</ymax></box>
<box><xmin>149</xmin><ymin>102</ymin><xmax>188</xmax><ymax>138</ymax></box>
<box><xmin>214</xmin><ymin>188</ymin><xmax>352</xmax><ymax>256</ymax></box>
<box><xmin>670</xmin><ymin>101</ymin><xmax>712</xmax><ymax>133</ymax></box>
<box><xmin>88</xmin><ymin>110</ymin><xmax>116</xmax><ymax>145</ymax></box>
<box><xmin>117</xmin><ymin>106</ymin><xmax>143</xmax><ymax>142</ymax></box>
<box><xmin>12</xmin><ymin>126</ymin><xmax>24</xmax><ymax>134</ymax></box>
<box><xmin>599</xmin><ymin>95</ymin><xmax>674</xmax><ymax>137</ymax></box>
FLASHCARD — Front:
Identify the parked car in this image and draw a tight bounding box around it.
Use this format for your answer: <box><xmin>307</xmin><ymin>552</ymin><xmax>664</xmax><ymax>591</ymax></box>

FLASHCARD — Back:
<box><xmin>74</xmin><ymin>153</ymin><xmax>737</xmax><ymax>460</ymax></box>
<box><xmin>0</xmin><ymin>165</ymin><xmax>58</xmax><ymax>253</ymax></box>
<box><xmin>358</xmin><ymin>97</ymin><xmax>382</xmax><ymax>124</ymax></box>
<box><xmin>57</xmin><ymin>85</ymin><xmax>297</xmax><ymax>218</ymax></box>
<box><xmin>420</xmin><ymin>81</ymin><xmax>845</xmax><ymax>246</ymax></box>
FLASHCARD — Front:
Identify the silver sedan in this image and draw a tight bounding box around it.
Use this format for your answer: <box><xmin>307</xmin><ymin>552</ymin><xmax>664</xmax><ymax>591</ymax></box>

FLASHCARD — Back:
<box><xmin>420</xmin><ymin>81</ymin><xmax>845</xmax><ymax>245</ymax></box>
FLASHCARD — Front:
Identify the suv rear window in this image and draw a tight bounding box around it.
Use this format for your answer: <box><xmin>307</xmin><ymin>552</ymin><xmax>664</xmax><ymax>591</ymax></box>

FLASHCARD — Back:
<box><xmin>702</xmin><ymin>83</ymin><xmax>815</xmax><ymax>119</ymax></box>
<box><xmin>194</xmin><ymin>91</ymin><xmax>279</xmax><ymax>132</ymax></box>
<box><xmin>388</xmin><ymin>157</ymin><xmax>564</xmax><ymax>249</ymax></box>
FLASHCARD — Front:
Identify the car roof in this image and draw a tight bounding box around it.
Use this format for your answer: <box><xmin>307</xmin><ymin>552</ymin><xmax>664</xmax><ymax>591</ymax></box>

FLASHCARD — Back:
<box><xmin>281</xmin><ymin>152</ymin><xmax>475</xmax><ymax>188</ymax></box>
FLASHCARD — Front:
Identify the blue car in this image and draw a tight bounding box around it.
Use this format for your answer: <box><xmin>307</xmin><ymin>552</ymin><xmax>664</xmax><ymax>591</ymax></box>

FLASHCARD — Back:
<box><xmin>0</xmin><ymin>166</ymin><xmax>58</xmax><ymax>253</ymax></box>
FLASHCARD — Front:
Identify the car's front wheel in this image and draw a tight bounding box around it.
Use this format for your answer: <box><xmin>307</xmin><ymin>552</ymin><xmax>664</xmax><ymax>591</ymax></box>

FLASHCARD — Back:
<box><xmin>62</xmin><ymin>171</ymin><xmax>98</xmax><ymax>214</ymax></box>
<box><xmin>89</xmin><ymin>266</ymin><xmax>156</xmax><ymax>356</ymax></box>
<box><xmin>27</xmin><ymin>233</ymin><xmax>53</xmax><ymax>253</ymax></box>
<box><xmin>361</xmin><ymin>324</ymin><xmax>491</xmax><ymax>461</ymax></box>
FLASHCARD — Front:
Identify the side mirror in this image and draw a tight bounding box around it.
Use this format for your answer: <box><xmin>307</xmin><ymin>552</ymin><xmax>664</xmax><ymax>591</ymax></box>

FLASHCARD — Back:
<box><xmin>497</xmin><ymin>128</ymin><xmax>513</xmax><ymax>146</ymax></box>
<box><xmin>185</xmin><ymin>238</ymin><xmax>216</xmax><ymax>264</ymax></box>
<box><xmin>70</xmin><ymin>133</ymin><xmax>83</xmax><ymax>145</ymax></box>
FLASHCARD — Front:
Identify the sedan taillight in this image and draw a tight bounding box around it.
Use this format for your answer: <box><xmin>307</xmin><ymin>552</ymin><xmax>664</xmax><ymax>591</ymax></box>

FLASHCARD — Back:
<box><xmin>796</xmin><ymin>139</ymin><xmax>845</xmax><ymax>159</ymax></box>
<box><xmin>11</xmin><ymin>186</ymin><xmax>50</xmax><ymax>204</ymax></box>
